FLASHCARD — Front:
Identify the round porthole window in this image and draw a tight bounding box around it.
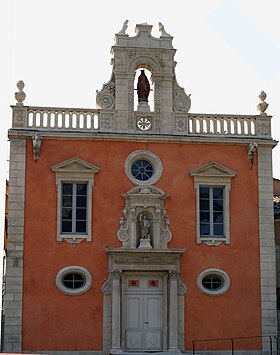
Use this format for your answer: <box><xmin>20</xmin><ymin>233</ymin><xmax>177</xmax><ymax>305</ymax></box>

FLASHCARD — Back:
<box><xmin>56</xmin><ymin>266</ymin><xmax>92</xmax><ymax>295</ymax></box>
<box><xmin>131</xmin><ymin>159</ymin><xmax>153</xmax><ymax>181</ymax></box>
<box><xmin>197</xmin><ymin>268</ymin><xmax>230</xmax><ymax>296</ymax></box>
<box><xmin>125</xmin><ymin>150</ymin><xmax>163</xmax><ymax>186</ymax></box>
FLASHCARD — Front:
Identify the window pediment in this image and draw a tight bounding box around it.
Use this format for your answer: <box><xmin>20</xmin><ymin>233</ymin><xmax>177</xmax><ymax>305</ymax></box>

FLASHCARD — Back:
<box><xmin>189</xmin><ymin>162</ymin><xmax>236</xmax><ymax>179</ymax></box>
<box><xmin>51</xmin><ymin>156</ymin><xmax>100</xmax><ymax>175</ymax></box>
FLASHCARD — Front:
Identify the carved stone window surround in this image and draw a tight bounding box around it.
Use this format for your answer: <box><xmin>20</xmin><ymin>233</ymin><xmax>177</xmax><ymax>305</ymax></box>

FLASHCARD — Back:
<box><xmin>190</xmin><ymin>162</ymin><xmax>236</xmax><ymax>246</ymax></box>
<box><xmin>51</xmin><ymin>157</ymin><xmax>100</xmax><ymax>245</ymax></box>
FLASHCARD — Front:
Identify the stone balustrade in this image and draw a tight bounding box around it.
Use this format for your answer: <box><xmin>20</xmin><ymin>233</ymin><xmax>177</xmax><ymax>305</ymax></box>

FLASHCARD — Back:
<box><xmin>11</xmin><ymin>105</ymin><xmax>271</xmax><ymax>139</ymax></box>
<box><xmin>187</xmin><ymin>114</ymin><xmax>256</xmax><ymax>136</ymax></box>
<box><xmin>27</xmin><ymin>106</ymin><xmax>100</xmax><ymax>130</ymax></box>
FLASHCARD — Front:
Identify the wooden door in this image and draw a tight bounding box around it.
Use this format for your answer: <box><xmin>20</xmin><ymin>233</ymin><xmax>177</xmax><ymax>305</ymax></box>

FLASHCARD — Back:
<box><xmin>125</xmin><ymin>276</ymin><xmax>163</xmax><ymax>351</ymax></box>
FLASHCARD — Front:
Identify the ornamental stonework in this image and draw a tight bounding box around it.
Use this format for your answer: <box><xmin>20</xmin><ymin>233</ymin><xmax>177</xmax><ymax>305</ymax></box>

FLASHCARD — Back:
<box><xmin>174</xmin><ymin>116</ymin><xmax>188</xmax><ymax>133</ymax></box>
<box><xmin>173</xmin><ymin>79</ymin><xmax>191</xmax><ymax>113</ymax></box>
<box><xmin>100</xmin><ymin>113</ymin><xmax>115</xmax><ymax>131</ymax></box>
<box><xmin>96</xmin><ymin>74</ymin><xmax>115</xmax><ymax>109</ymax></box>
<box><xmin>13</xmin><ymin>109</ymin><xmax>27</xmax><ymax>127</ymax></box>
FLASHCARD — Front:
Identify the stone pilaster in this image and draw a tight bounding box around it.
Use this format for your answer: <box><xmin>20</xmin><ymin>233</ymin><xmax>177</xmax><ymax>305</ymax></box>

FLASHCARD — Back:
<box><xmin>2</xmin><ymin>138</ymin><xmax>26</xmax><ymax>353</ymax></box>
<box><xmin>110</xmin><ymin>270</ymin><xmax>123</xmax><ymax>354</ymax></box>
<box><xmin>258</xmin><ymin>146</ymin><xmax>278</xmax><ymax>353</ymax></box>
<box><xmin>168</xmin><ymin>271</ymin><xmax>180</xmax><ymax>352</ymax></box>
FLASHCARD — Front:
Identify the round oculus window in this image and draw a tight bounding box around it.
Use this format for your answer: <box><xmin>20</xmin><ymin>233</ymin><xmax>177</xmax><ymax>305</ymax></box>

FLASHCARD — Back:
<box><xmin>125</xmin><ymin>150</ymin><xmax>163</xmax><ymax>186</ymax></box>
<box><xmin>56</xmin><ymin>266</ymin><xmax>92</xmax><ymax>295</ymax></box>
<box><xmin>197</xmin><ymin>268</ymin><xmax>230</xmax><ymax>296</ymax></box>
<box><xmin>131</xmin><ymin>159</ymin><xmax>153</xmax><ymax>181</ymax></box>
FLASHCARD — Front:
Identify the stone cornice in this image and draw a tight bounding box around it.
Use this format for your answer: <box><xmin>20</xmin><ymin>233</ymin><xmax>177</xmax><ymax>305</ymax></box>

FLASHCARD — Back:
<box><xmin>8</xmin><ymin>128</ymin><xmax>277</xmax><ymax>147</ymax></box>
<box><xmin>106</xmin><ymin>248</ymin><xmax>186</xmax><ymax>255</ymax></box>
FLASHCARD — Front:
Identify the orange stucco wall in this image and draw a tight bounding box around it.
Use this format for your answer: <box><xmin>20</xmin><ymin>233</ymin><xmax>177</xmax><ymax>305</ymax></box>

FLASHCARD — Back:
<box><xmin>23</xmin><ymin>138</ymin><xmax>261</xmax><ymax>351</ymax></box>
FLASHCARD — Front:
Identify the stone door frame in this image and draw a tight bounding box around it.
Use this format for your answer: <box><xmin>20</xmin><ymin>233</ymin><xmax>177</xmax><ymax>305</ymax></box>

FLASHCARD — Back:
<box><xmin>102</xmin><ymin>248</ymin><xmax>186</xmax><ymax>354</ymax></box>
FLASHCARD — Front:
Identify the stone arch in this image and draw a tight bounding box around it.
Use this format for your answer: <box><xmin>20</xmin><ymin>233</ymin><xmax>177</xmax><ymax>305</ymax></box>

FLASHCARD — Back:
<box><xmin>128</xmin><ymin>56</ymin><xmax>162</xmax><ymax>76</ymax></box>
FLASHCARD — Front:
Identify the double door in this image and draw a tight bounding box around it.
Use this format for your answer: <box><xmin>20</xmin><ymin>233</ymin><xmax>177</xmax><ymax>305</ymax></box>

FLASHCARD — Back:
<box><xmin>124</xmin><ymin>275</ymin><xmax>163</xmax><ymax>351</ymax></box>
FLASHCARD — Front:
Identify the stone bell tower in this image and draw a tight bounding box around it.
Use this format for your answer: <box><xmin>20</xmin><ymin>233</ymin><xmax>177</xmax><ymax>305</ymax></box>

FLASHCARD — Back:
<box><xmin>98</xmin><ymin>22</ymin><xmax>188</xmax><ymax>354</ymax></box>
<box><xmin>96</xmin><ymin>21</ymin><xmax>191</xmax><ymax>133</ymax></box>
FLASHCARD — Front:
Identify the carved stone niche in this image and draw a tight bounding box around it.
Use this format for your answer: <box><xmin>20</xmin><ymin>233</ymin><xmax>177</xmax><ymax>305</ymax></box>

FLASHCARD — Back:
<box><xmin>117</xmin><ymin>185</ymin><xmax>172</xmax><ymax>249</ymax></box>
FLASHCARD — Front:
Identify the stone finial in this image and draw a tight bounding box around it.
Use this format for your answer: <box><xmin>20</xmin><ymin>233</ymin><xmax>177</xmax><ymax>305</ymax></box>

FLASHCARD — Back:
<box><xmin>158</xmin><ymin>22</ymin><xmax>172</xmax><ymax>37</ymax></box>
<box><xmin>256</xmin><ymin>90</ymin><xmax>268</xmax><ymax>115</ymax></box>
<box><xmin>15</xmin><ymin>80</ymin><xmax>26</xmax><ymax>106</ymax></box>
<box><xmin>118</xmin><ymin>19</ymin><xmax>128</xmax><ymax>35</ymax></box>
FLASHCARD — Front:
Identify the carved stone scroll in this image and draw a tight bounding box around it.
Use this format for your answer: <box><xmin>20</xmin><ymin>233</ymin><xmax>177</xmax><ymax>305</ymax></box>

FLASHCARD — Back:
<box><xmin>173</xmin><ymin>77</ymin><xmax>191</xmax><ymax>113</ymax></box>
<box><xmin>96</xmin><ymin>73</ymin><xmax>115</xmax><ymax>109</ymax></box>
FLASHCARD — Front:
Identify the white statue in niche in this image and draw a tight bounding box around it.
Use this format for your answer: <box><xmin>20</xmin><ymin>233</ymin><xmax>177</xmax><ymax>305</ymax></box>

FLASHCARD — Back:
<box><xmin>139</xmin><ymin>214</ymin><xmax>150</xmax><ymax>239</ymax></box>
<box><xmin>138</xmin><ymin>213</ymin><xmax>152</xmax><ymax>249</ymax></box>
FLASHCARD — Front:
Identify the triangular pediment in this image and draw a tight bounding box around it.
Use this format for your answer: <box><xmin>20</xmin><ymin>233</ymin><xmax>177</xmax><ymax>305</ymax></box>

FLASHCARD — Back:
<box><xmin>123</xmin><ymin>185</ymin><xmax>167</xmax><ymax>199</ymax></box>
<box><xmin>51</xmin><ymin>157</ymin><xmax>100</xmax><ymax>174</ymax></box>
<box><xmin>189</xmin><ymin>162</ymin><xmax>236</xmax><ymax>178</ymax></box>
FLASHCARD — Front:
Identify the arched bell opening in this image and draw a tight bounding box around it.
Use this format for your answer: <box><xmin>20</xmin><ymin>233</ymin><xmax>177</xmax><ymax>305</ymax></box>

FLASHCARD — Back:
<box><xmin>134</xmin><ymin>66</ymin><xmax>154</xmax><ymax>112</ymax></box>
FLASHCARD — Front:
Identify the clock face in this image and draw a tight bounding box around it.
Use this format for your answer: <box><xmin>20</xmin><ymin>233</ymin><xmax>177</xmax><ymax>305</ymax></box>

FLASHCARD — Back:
<box><xmin>137</xmin><ymin>117</ymin><xmax>152</xmax><ymax>131</ymax></box>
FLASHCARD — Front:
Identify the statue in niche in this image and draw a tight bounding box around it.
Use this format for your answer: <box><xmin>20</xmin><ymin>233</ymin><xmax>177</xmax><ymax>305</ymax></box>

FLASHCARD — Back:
<box><xmin>138</xmin><ymin>213</ymin><xmax>152</xmax><ymax>249</ymax></box>
<box><xmin>137</xmin><ymin>70</ymin><xmax>150</xmax><ymax>102</ymax></box>
<box><xmin>139</xmin><ymin>214</ymin><xmax>150</xmax><ymax>239</ymax></box>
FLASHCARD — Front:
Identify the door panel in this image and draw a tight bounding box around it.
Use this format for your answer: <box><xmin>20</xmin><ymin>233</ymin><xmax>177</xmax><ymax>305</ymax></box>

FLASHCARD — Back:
<box><xmin>126</xmin><ymin>296</ymin><xmax>142</xmax><ymax>350</ymax></box>
<box><xmin>125</xmin><ymin>275</ymin><xmax>163</xmax><ymax>351</ymax></box>
<box><xmin>145</xmin><ymin>296</ymin><xmax>162</xmax><ymax>351</ymax></box>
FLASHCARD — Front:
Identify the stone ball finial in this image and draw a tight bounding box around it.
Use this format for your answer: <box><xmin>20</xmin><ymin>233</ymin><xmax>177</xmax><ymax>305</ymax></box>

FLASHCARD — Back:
<box><xmin>15</xmin><ymin>80</ymin><xmax>26</xmax><ymax>106</ymax></box>
<box><xmin>256</xmin><ymin>90</ymin><xmax>268</xmax><ymax>115</ymax></box>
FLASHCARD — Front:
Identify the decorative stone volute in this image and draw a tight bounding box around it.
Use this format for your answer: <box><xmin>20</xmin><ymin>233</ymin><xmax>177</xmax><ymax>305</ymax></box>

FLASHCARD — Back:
<box><xmin>15</xmin><ymin>80</ymin><xmax>26</xmax><ymax>106</ymax></box>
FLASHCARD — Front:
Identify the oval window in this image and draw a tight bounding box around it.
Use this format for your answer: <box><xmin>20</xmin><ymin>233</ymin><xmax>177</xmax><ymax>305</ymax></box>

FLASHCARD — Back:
<box><xmin>197</xmin><ymin>268</ymin><xmax>230</xmax><ymax>296</ymax></box>
<box><xmin>56</xmin><ymin>266</ymin><xmax>92</xmax><ymax>295</ymax></box>
<box><xmin>62</xmin><ymin>272</ymin><xmax>86</xmax><ymax>289</ymax></box>
<box><xmin>201</xmin><ymin>274</ymin><xmax>223</xmax><ymax>291</ymax></box>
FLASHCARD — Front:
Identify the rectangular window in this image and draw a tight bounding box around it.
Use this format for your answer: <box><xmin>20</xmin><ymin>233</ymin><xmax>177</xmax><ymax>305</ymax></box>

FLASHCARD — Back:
<box><xmin>199</xmin><ymin>186</ymin><xmax>224</xmax><ymax>237</ymax></box>
<box><xmin>61</xmin><ymin>183</ymin><xmax>87</xmax><ymax>234</ymax></box>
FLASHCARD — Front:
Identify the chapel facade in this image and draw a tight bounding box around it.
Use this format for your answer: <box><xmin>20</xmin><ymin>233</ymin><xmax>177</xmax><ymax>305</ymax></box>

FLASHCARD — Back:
<box><xmin>1</xmin><ymin>22</ymin><xmax>278</xmax><ymax>354</ymax></box>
